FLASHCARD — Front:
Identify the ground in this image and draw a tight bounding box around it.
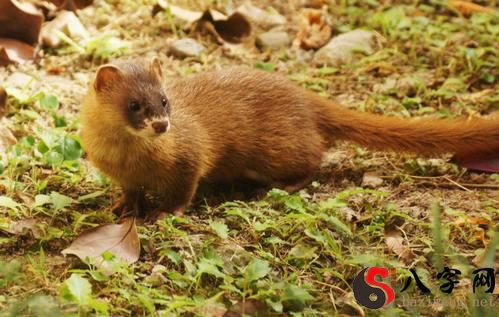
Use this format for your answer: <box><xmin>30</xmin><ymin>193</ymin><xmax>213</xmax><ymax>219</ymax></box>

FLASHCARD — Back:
<box><xmin>0</xmin><ymin>0</ymin><xmax>498</xmax><ymax>316</ymax></box>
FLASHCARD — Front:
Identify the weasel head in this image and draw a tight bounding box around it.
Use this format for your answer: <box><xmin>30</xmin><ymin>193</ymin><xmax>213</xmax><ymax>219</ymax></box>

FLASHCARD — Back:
<box><xmin>91</xmin><ymin>58</ymin><xmax>171</xmax><ymax>139</ymax></box>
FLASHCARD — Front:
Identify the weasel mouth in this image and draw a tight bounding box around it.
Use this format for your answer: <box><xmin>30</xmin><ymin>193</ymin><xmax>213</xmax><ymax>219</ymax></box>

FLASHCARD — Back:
<box><xmin>126</xmin><ymin>118</ymin><xmax>170</xmax><ymax>138</ymax></box>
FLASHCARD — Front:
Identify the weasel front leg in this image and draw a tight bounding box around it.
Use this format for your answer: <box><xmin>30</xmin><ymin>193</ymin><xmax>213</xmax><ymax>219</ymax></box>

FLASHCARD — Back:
<box><xmin>147</xmin><ymin>177</ymin><xmax>199</xmax><ymax>222</ymax></box>
<box><xmin>111</xmin><ymin>189</ymin><xmax>147</xmax><ymax>217</ymax></box>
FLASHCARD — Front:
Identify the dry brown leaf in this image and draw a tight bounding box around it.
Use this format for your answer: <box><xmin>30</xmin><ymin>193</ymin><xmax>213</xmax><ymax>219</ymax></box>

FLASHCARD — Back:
<box><xmin>62</xmin><ymin>217</ymin><xmax>140</xmax><ymax>273</ymax></box>
<box><xmin>152</xmin><ymin>0</ymin><xmax>202</xmax><ymax>23</ymax></box>
<box><xmin>199</xmin><ymin>11</ymin><xmax>251</xmax><ymax>43</ymax></box>
<box><xmin>385</xmin><ymin>229</ymin><xmax>415</xmax><ymax>264</ymax></box>
<box><xmin>0</xmin><ymin>0</ymin><xmax>43</xmax><ymax>65</ymax></box>
<box><xmin>296</xmin><ymin>8</ymin><xmax>332</xmax><ymax>50</ymax></box>
<box><xmin>224</xmin><ymin>299</ymin><xmax>269</xmax><ymax>317</ymax></box>
<box><xmin>235</xmin><ymin>2</ymin><xmax>286</xmax><ymax>29</ymax></box>
<box><xmin>361</xmin><ymin>171</ymin><xmax>384</xmax><ymax>188</ymax></box>
<box><xmin>0</xmin><ymin>87</ymin><xmax>7</xmax><ymax>118</ymax></box>
<box><xmin>453</xmin><ymin>150</ymin><xmax>499</xmax><ymax>173</ymax></box>
<box><xmin>153</xmin><ymin>2</ymin><xmax>251</xmax><ymax>43</ymax></box>
<box><xmin>304</xmin><ymin>0</ymin><xmax>330</xmax><ymax>9</ymax></box>
<box><xmin>2</xmin><ymin>218</ymin><xmax>42</xmax><ymax>238</ymax></box>
<box><xmin>0</xmin><ymin>39</ymin><xmax>37</xmax><ymax>65</ymax></box>
<box><xmin>0</xmin><ymin>92</ymin><xmax>16</xmax><ymax>154</ymax></box>
<box><xmin>41</xmin><ymin>10</ymin><xmax>89</xmax><ymax>47</ymax></box>
<box><xmin>48</xmin><ymin>0</ymin><xmax>94</xmax><ymax>11</ymax></box>
<box><xmin>449</xmin><ymin>1</ymin><xmax>495</xmax><ymax>16</ymax></box>
<box><xmin>192</xmin><ymin>303</ymin><xmax>227</xmax><ymax>317</ymax></box>
<box><xmin>0</xmin><ymin>0</ymin><xmax>44</xmax><ymax>46</ymax></box>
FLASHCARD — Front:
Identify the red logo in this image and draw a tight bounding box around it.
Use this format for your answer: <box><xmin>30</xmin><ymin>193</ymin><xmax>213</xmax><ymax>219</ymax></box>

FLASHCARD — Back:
<box><xmin>353</xmin><ymin>267</ymin><xmax>395</xmax><ymax>309</ymax></box>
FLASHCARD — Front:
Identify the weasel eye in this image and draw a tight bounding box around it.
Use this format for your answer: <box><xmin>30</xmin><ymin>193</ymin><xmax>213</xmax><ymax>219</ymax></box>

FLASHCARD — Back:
<box><xmin>129</xmin><ymin>101</ymin><xmax>141</xmax><ymax>112</ymax></box>
<box><xmin>161</xmin><ymin>97</ymin><xmax>168</xmax><ymax>108</ymax></box>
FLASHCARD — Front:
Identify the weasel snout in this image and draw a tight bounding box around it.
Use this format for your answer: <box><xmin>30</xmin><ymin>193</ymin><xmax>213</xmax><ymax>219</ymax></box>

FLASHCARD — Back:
<box><xmin>152</xmin><ymin>120</ymin><xmax>169</xmax><ymax>134</ymax></box>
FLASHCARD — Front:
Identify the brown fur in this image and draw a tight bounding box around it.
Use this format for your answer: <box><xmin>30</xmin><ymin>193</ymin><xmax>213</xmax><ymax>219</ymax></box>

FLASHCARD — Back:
<box><xmin>81</xmin><ymin>61</ymin><xmax>499</xmax><ymax>217</ymax></box>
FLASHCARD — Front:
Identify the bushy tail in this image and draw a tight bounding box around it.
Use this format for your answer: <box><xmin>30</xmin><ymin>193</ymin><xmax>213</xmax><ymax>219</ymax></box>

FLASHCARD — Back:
<box><xmin>314</xmin><ymin>96</ymin><xmax>499</xmax><ymax>157</ymax></box>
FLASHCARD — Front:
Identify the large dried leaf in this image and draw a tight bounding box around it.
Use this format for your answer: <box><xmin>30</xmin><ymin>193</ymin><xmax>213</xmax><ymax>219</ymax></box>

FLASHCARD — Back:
<box><xmin>62</xmin><ymin>217</ymin><xmax>140</xmax><ymax>273</ymax></box>
<box><xmin>385</xmin><ymin>229</ymin><xmax>415</xmax><ymax>264</ymax></box>
<box><xmin>154</xmin><ymin>1</ymin><xmax>251</xmax><ymax>43</ymax></box>
<box><xmin>224</xmin><ymin>299</ymin><xmax>269</xmax><ymax>317</ymax></box>
<box><xmin>0</xmin><ymin>88</ymin><xmax>16</xmax><ymax>154</ymax></box>
<box><xmin>453</xmin><ymin>150</ymin><xmax>499</xmax><ymax>172</ymax></box>
<box><xmin>192</xmin><ymin>303</ymin><xmax>227</xmax><ymax>317</ymax></box>
<box><xmin>1</xmin><ymin>218</ymin><xmax>42</xmax><ymax>238</ymax></box>
<box><xmin>455</xmin><ymin>157</ymin><xmax>499</xmax><ymax>172</ymax></box>
<box><xmin>48</xmin><ymin>0</ymin><xmax>94</xmax><ymax>11</ymax></box>
<box><xmin>153</xmin><ymin>0</ymin><xmax>202</xmax><ymax>23</ymax></box>
<box><xmin>296</xmin><ymin>8</ymin><xmax>331</xmax><ymax>50</ymax></box>
<box><xmin>0</xmin><ymin>39</ymin><xmax>37</xmax><ymax>65</ymax></box>
<box><xmin>0</xmin><ymin>87</ymin><xmax>7</xmax><ymax>118</ymax></box>
<box><xmin>199</xmin><ymin>10</ymin><xmax>251</xmax><ymax>43</ymax></box>
<box><xmin>448</xmin><ymin>0</ymin><xmax>495</xmax><ymax>16</ymax></box>
<box><xmin>0</xmin><ymin>0</ymin><xmax>43</xmax><ymax>46</ymax></box>
<box><xmin>235</xmin><ymin>2</ymin><xmax>286</xmax><ymax>29</ymax></box>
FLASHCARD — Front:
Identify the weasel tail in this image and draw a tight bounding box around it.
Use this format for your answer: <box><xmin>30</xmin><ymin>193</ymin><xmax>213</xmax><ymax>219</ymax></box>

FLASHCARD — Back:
<box><xmin>312</xmin><ymin>94</ymin><xmax>499</xmax><ymax>157</ymax></box>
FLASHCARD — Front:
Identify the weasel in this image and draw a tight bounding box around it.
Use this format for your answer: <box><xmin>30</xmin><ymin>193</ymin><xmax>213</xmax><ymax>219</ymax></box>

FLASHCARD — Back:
<box><xmin>81</xmin><ymin>58</ymin><xmax>499</xmax><ymax>219</ymax></box>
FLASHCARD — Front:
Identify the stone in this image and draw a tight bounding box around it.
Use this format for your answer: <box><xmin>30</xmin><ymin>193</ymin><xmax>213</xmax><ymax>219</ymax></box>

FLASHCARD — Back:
<box><xmin>170</xmin><ymin>38</ymin><xmax>205</xmax><ymax>58</ymax></box>
<box><xmin>314</xmin><ymin>29</ymin><xmax>376</xmax><ymax>66</ymax></box>
<box><xmin>256</xmin><ymin>31</ymin><xmax>290</xmax><ymax>51</ymax></box>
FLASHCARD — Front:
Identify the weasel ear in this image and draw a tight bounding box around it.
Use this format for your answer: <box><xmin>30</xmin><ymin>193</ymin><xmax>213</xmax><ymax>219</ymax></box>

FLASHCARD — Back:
<box><xmin>94</xmin><ymin>65</ymin><xmax>121</xmax><ymax>92</ymax></box>
<box><xmin>150</xmin><ymin>57</ymin><xmax>163</xmax><ymax>80</ymax></box>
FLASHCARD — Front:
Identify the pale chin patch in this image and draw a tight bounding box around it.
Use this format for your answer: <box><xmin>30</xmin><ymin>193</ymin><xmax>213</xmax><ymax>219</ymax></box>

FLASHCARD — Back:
<box><xmin>126</xmin><ymin>117</ymin><xmax>170</xmax><ymax>138</ymax></box>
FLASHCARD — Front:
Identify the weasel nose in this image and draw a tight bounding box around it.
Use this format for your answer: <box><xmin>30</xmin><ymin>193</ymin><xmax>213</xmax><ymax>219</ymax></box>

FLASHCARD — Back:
<box><xmin>152</xmin><ymin>121</ymin><xmax>168</xmax><ymax>134</ymax></box>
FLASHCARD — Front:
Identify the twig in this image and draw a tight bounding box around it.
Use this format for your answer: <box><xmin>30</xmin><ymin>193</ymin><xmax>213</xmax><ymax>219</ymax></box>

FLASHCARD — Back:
<box><xmin>410</xmin><ymin>180</ymin><xmax>499</xmax><ymax>190</ymax></box>
<box><xmin>312</xmin><ymin>280</ymin><xmax>348</xmax><ymax>295</ymax></box>
<box><xmin>442</xmin><ymin>176</ymin><xmax>472</xmax><ymax>192</ymax></box>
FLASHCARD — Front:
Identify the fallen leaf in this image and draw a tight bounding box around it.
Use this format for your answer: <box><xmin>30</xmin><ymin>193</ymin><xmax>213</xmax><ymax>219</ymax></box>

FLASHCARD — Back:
<box><xmin>0</xmin><ymin>123</ymin><xmax>15</xmax><ymax>156</ymax></box>
<box><xmin>385</xmin><ymin>228</ymin><xmax>415</xmax><ymax>264</ymax></box>
<box><xmin>0</xmin><ymin>1</ymin><xmax>43</xmax><ymax>65</ymax></box>
<box><xmin>449</xmin><ymin>0</ymin><xmax>495</xmax><ymax>16</ymax></box>
<box><xmin>224</xmin><ymin>299</ymin><xmax>269</xmax><ymax>317</ymax></box>
<box><xmin>62</xmin><ymin>217</ymin><xmax>140</xmax><ymax>273</ymax></box>
<box><xmin>361</xmin><ymin>171</ymin><xmax>384</xmax><ymax>188</ymax></box>
<box><xmin>1</xmin><ymin>218</ymin><xmax>43</xmax><ymax>238</ymax></box>
<box><xmin>200</xmin><ymin>11</ymin><xmax>251</xmax><ymax>43</ymax></box>
<box><xmin>453</xmin><ymin>150</ymin><xmax>499</xmax><ymax>173</ymax></box>
<box><xmin>0</xmin><ymin>39</ymin><xmax>37</xmax><ymax>65</ymax></box>
<box><xmin>193</xmin><ymin>303</ymin><xmax>227</xmax><ymax>317</ymax></box>
<box><xmin>0</xmin><ymin>0</ymin><xmax>44</xmax><ymax>46</ymax></box>
<box><xmin>154</xmin><ymin>2</ymin><xmax>251</xmax><ymax>43</ymax></box>
<box><xmin>236</xmin><ymin>2</ymin><xmax>286</xmax><ymax>29</ymax></box>
<box><xmin>153</xmin><ymin>0</ymin><xmax>202</xmax><ymax>23</ymax></box>
<box><xmin>0</xmin><ymin>87</ymin><xmax>7</xmax><ymax>118</ymax></box>
<box><xmin>303</xmin><ymin>0</ymin><xmax>331</xmax><ymax>9</ymax></box>
<box><xmin>41</xmin><ymin>10</ymin><xmax>89</xmax><ymax>47</ymax></box>
<box><xmin>48</xmin><ymin>0</ymin><xmax>94</xmax><ymax>11</ymax></box>
<box><xmin>296</xmin><ymin>8</ymin><xmax>332</xmax><ymax>50</ymax></box>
